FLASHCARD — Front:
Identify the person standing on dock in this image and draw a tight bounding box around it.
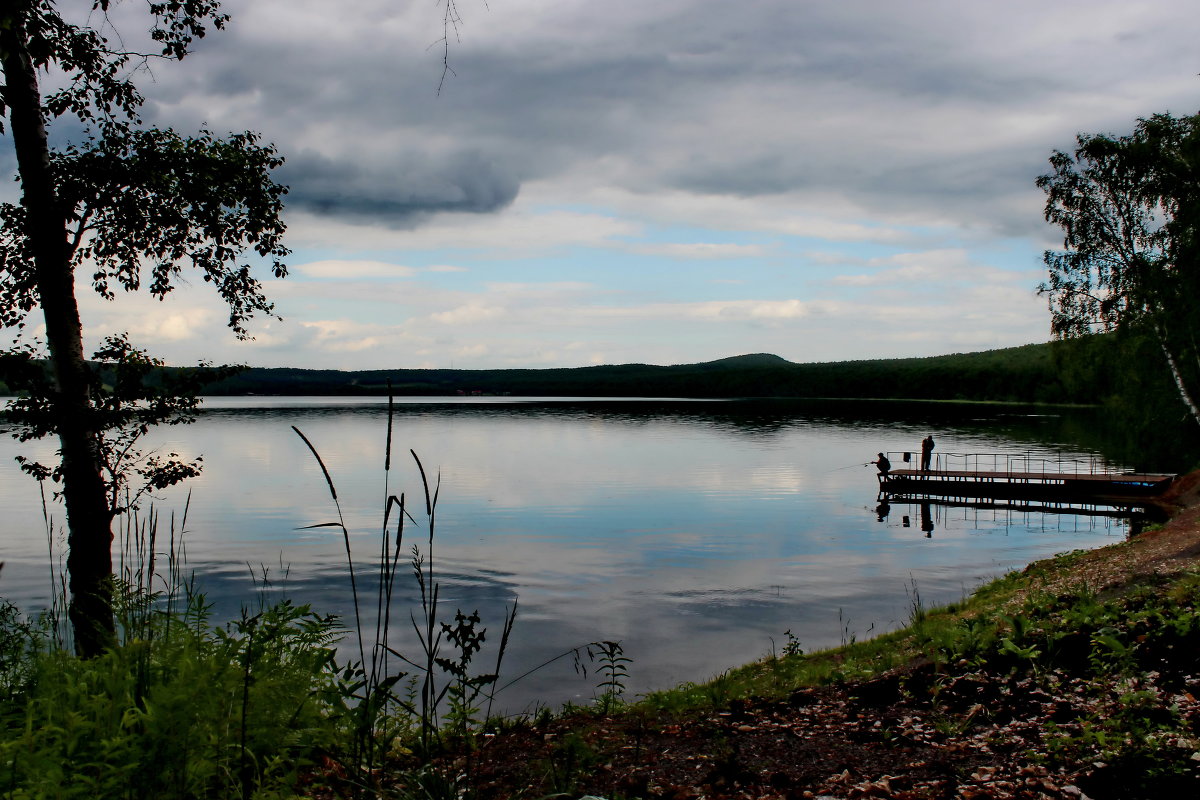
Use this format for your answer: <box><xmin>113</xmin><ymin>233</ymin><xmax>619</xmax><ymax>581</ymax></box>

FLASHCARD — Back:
<box><xmin>921</xmin><ymin>435</ymin><xmax>935</xmax><ymax>471</ymax></box>
<box><xmin>871</xmin><ymin>453</ymin><xmax>891</xmax><ymax>477</ymax></box>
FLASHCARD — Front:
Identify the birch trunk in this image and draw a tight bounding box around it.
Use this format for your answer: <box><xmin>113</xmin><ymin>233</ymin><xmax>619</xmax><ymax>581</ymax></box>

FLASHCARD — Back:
<box><xmin>1155</xmin><ymin>324</ymin><xmax>1200</xmax><ymax>428</ymax></box>
<box><xmin>1</xmin><ymin>13</ymin><xmax>116</xmax><ymax>656</ymax></box>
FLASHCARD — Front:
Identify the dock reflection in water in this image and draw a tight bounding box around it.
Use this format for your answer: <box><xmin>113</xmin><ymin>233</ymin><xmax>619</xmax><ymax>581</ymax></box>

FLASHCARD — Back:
<box><xmin>874</xmin><ymin>496</ymin><xmax>1156</xmax><ymax>542</ymax></box>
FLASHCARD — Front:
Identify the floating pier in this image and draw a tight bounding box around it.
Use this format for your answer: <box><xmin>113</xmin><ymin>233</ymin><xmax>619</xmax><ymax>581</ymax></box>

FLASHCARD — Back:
<box><xmin>876</xmin><ymin>452</ymin><xmax>1176</xmax><ymax>507</ymax></box>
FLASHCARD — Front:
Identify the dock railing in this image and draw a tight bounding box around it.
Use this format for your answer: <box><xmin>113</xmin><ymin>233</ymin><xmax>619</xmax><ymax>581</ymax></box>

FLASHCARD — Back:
<box><xmin>885</xmin><ymin>451</ymin><xmax>1120</xmax><ymax>477</ymax></box>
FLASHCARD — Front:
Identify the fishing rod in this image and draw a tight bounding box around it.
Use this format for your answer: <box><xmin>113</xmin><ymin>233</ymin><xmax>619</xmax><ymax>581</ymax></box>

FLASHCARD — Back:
<box><xmin>828</xmin><ymin>461</ymin><xmax>872</xmax><ymax>472</ymax></box>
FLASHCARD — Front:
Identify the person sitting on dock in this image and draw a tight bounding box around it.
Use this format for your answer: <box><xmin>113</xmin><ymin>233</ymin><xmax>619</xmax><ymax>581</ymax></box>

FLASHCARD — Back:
<box><xmin>871</xmin><ymin>453</ymin><xmax>891</xmax><ymax>477</ymax></box>
<box><xmin>921</xmin><ymin>435</ymin><xmax>935</xmax><ymax>471</ymax></box>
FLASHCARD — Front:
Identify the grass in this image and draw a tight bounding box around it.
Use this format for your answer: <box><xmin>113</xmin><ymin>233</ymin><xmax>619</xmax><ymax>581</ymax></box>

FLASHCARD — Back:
<box><xmin>640</xmin><ymin>546</ymin><xmax>1193</xmax><ymax>716</ymax></box>
<box><xmin>463</xmin><ymin>541</ymin><xmax>1195</xmax><ymax>798</ymax></box>
<box><xmin>396</xmin><ymin>532</ymin><xmax>1200</xmax><ymax>798</ymax></box>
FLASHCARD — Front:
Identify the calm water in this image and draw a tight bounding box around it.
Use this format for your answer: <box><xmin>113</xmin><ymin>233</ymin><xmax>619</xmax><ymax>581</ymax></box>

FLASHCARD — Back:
<box><xmin>0</xmin><ymin>398</ymin><xmax>1133</xmax><ymax>711</ymax></box>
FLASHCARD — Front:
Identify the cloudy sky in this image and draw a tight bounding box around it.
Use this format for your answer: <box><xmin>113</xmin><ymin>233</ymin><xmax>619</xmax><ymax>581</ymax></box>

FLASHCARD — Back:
<box><xmin>10</xmin><ymin>0</ymin><xmax>1200</xmax><ymax>369</ymax></box>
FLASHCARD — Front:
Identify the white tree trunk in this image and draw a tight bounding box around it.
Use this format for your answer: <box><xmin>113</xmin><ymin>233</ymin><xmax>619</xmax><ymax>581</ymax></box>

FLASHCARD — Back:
<box><xmin>1156</xmin><ymin>330</ymin><xmax>1200</xmax><ymax>427</ymax></box>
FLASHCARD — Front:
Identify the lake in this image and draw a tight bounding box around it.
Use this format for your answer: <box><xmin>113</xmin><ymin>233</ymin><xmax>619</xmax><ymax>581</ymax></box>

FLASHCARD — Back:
<box><xmin>0</xmin><ymin>397</ymin><xmax>1135</xmax><ymax>712</ymax></box>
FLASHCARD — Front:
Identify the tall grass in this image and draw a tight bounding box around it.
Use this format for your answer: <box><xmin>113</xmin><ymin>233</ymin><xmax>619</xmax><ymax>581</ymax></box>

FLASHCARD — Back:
<box><xmin>288</xmin><ymin>389</ymin><xmax>523</xmax><ymax>790</ymax></box>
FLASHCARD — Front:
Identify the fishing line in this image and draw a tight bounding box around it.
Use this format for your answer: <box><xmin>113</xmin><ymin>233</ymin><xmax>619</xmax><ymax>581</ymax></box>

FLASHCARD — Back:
<box><xmin>828</xmin><ymin>461</ymin><xmax>871</xmax><ymax>473</ymax></box>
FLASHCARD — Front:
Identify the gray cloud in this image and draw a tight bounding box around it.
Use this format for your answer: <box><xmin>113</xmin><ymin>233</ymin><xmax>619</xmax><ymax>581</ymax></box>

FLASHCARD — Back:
<box><xmin>102</xmin><ymin>0</ymin><xmax>1200</xmax><ymax>235</ymax></box>
<box><xmin>279</xmin><ymin>150</ymin><xmax>519</xmax><ymax>224</ymax></box>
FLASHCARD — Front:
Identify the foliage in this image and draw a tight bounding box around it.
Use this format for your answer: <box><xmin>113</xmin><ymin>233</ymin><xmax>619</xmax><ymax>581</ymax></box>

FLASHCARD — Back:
<box><xmin>779</xmin><ymin>629</ymin><xmax>804</xmax><ymax>658</ymax></box>
<box><xmin>0</xmin><ymin>406</ymin><xmax>542</xmax><ymax>798</ymax></box>
<box><xmin>0</xmin><ymin>1</ymin><xmax>287</xmax><ymax>338</ymax></box>
<box><xmin>0</xmin><ymin>125</ymin><xmax>288</xmax><ymax>335</ymax></box>
<box><xmin>292</xmin><ymin>392</ymin><xmax>524</xmax><ymax>794</ymax></box>
<box><xmin>433</xmin><ymin>608</ymin><xmax>504</xmax><ymax>740</ymax></box>
<box><xmin>0</xmin><ymin>600</ymin><xmax>46</xmax><ymax>704</ymax></box>
<box><xmin>543</xmin><ymin>731</ymin><xmax>599</xmax><ymax>796</ymax></box>
<box><xmin>2</xmin><ymin>336</ymin><xmax>241</xmax><ymax>515</ymax></box>
<box><xmin>0</xmin><ymin>594</ymin><xmax>341</xmax><ymax>800</ymax></box>
<box><xmin>1038</xmin><ymin>111</ymin><xmax>1200</xmax><ymax>426</ymax></box>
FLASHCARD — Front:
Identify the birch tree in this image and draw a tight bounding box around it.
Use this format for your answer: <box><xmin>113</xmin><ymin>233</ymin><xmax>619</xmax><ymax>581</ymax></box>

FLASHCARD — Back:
<box><xmin>0</xmin><ymin>0</ymin><xmax>288</xmax><ymax>656</ymax></box>
<box><xmin>1038</xmin><ymin>112</ymin><xmax>1200</xmax><ymax>426</ymax></box>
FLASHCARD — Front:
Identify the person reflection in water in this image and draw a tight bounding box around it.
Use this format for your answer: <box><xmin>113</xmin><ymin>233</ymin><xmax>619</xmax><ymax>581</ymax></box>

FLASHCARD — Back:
<box><xmin>920</xmin><ymin>502</ymin><xmax>934</xmax><ymax>538</ymax></box>
<box><xmin>875</xmin><ymin>498</ymin><xmax>891</xmax><ymax>522</ymax></box>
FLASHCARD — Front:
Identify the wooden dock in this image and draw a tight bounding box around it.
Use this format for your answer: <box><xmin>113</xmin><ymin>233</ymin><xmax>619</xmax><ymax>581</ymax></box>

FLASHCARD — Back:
<box><xmin>879</xmin><ymin>466</ymin><xmax>1176</xmax><ymax>505</ymax></box>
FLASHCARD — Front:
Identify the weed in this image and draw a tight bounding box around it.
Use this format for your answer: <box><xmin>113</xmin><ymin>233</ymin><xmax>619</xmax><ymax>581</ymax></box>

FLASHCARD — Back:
<box><xmin>588</xmin><ymin>640</ymin><xmax>631</xmax><ymax>714</ymax></box>
<box><xmin>0</xmin><ymin>600</ymin><xmax>44</xmax><ymax>702</ymax></box>
<box><xmin>705</xmin><ymin>670</ymin><xmax>736</xmax><ymax>706</ymax></box>
<box><xmin>838</xmin><ymin>607</ymin><xmax>857</xmax><ymax>647</ymax></box>
<box><xmin>906</xmin><ymin>575</ymin><xmax>926</xmax><ymax>627</ymax></box>
<box><xmin>1088</xmin><ymin>626</ymin><xmax>1138</xmax><ymax>674</ymax></box>
<box><xmin>0</xmin><ymin>386</ymin><xmax>531</xmax><ymax>799</ymax></box>
<box><xmin>780</xmin><ymin>629</ymin><xmax>804</xmax><ymax>657</ymax></box>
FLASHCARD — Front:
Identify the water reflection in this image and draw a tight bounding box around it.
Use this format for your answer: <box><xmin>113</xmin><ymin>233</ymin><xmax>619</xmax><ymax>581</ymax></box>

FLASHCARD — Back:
<box><xmin>0</xmin><ymin>397</ymin><xmax>1138</xmax><ymax>713</ymax></box>
<box><xmin>921</xmin><ymin>502</ymin><xmax>934</xmax><ymax>538</ymax></box>
<box><xmin>878</xmin><ymin>497</ymin><xmax>1136</xmax><ymax>538</ymax></box>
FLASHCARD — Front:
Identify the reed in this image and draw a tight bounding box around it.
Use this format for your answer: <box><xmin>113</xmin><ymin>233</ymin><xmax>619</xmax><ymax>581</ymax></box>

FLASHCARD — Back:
<box><xmin>289</xmin><ymin>388</ymin><xmax>522</xmax><ymax>789</ymax></box>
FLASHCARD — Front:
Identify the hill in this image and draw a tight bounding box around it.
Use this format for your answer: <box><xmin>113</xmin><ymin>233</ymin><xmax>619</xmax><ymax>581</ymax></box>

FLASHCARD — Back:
<box><xmin>200</xmin><ymin>340</ymin><xmax>1104</xmax><ymax>404</ymax></box>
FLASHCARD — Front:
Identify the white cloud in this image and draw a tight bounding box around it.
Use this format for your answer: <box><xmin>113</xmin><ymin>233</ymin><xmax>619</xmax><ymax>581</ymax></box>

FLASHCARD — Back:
<box><xmin>829</xmin><ymin>249</ymin><xmax>1029</xmax><ymax>288</ymax></box>
<box><xmin>430</xmin><ymin>305</ymin><xmax>507</xmax><ymax>325</ymax></box>
<box><xmin>628</xmin><ymin>242</ymin><xmax>768</xmax><ymax>259</ymax></box>
<box><xmin>552</xmin><ymin>184</ymin><xmax>916</xmax><ymax>245</ymax></box>
<box><xmin>688</xmin><ymin>299</ymin><xmax>822</xmax><ymax>321</ymax></box>
<box><xmin>294</xmin><ymin>260</ymin><xmax>417</xmax><ymax>279</ymax></box>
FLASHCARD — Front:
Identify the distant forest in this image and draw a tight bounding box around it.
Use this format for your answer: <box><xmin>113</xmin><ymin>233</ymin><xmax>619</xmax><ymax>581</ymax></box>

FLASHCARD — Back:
<box><xmin>3</xmin><ymin>333</ymin><xmax>1195</xmax><ymax>464</ymax></box>
<box><xmin>192</xmin><ymin>335</ymin><xmax>1137</xmax><ymax>405</ymax></box>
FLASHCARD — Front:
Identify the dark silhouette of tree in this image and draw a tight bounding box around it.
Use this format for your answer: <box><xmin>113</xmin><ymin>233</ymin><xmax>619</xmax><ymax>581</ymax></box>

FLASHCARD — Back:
<box><xmin>0</xmin><ymin>1</ymin><xmax>288</xmax><ymax>656</ymax></box>
<box><xmin>1038</xmin><ymin>112</ymin><xmax>1200</xmax><ymax>427</ymax></box>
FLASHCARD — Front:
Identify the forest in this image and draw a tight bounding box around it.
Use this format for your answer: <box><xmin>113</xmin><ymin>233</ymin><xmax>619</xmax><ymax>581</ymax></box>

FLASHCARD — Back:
<box><xmin>188</xmin><ymin>335</ymin><xmax>1128</xmax><ymax>404</ymax></box>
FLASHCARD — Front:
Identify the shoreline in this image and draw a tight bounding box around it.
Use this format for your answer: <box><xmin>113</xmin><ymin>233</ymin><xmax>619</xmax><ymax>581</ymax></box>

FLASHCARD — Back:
<box><xmin>414</xmin><ymin>478</ymin><xmax>1200</xmax><ymax>799</ymax></box>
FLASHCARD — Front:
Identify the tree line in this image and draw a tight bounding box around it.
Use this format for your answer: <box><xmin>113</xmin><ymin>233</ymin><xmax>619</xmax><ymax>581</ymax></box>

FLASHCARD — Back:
<box><xmin>178</xmin><ymin>338</ymin><xmax>1124</xmax><ymax>405</ymax></box>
